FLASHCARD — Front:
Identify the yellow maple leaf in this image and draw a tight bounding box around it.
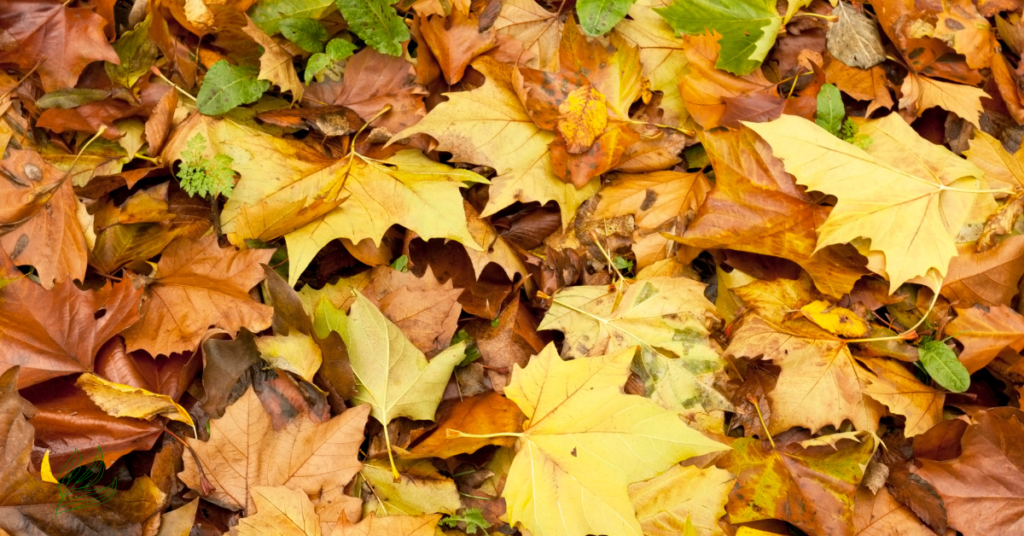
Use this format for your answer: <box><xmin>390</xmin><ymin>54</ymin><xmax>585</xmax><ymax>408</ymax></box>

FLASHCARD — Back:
<box><xmin>455</xmin><ymin>344</ymin><xmax>728</xmax><ymax>536</ymax></box>
<box><xmin>798</xmin><ymin>300</ymin><xmax>870</xmax><ymax>338</ymax></box>
<box><xmin>391</xmin><ymin>56</ymin><xmax>599</xmax><ymax>227</ymax></box>
<box><xmin>747</xmin><ymin>114</ymin><xmax>984</xmax><ymax>293</ymax></box>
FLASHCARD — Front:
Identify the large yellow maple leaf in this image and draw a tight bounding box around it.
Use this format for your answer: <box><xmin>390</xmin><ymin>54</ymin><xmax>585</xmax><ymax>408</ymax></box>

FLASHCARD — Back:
<box><xmin>746</xmin><ymin>114</ymin><xmax>984</xmax><ymax>293</ymax></box>
<box><xmin>391</xmin><ymin>56</ymin><xmax>599</xmax><ymax>226</ymax></box>
<box><xmin>471</xmin><ymin>344</ymin><xmax>728</xmax><ymax>536</ymax></box>
<box><xmin>163</xmin><ymin>113</ymin><xmax>487</xmax><ymax>285</ymax></box>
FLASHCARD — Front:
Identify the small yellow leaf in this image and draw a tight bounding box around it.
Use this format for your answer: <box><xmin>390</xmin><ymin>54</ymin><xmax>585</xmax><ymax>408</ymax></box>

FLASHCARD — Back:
<box><xmin>255</xmin><ymin>331</ymin><xmax>323</xmax><ymax>383</ymax></box>
<box><xmin>75</xmin><ymin>373</ymin><xmax>195</xmax><ymax>432</ymax></box>
<box><xmin>798</xmin><ymin>300</ymin><xmax>870</xmax><ymax>338</ymax></box>
<box><xmin>40</xmin><ymin>449</ymin><xmax>59</xmax><ymax>484</ymax></box>
<box><xmin>556</xmin><ymin>85</ymin><xmax>608</xmax><ymax>154</ymax></box>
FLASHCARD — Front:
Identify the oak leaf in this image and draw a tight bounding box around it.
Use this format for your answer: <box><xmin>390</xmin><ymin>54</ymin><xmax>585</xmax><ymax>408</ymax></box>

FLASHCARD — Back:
<box><xmin>178</xmin><ymin>386</ymin><xmax>370</xmax><ymax>514</ymax></box>
<box><xmin>947</xmin><ymin>304</ymin><xmax>1024</xmax><ymax>373</ymax></box>
<box><xmin>718</xmin><ymin>431</ymin><xmax>876</xmax><ymax>536</ymax></box>
<box><xmin>915</xmin><ymin>407</ymin><xmax>1024</xmax><ymax>536</ymax></box>
<box><xmin>494</xmin><ymin>344</ymin><xmax>729</xmax><ymax>536</ymax></box>
<box><xmin>540</xmin><ymin>277</ymin><xmax>733</xmax><ymax>413</ymax></box>
<box><xmin>747</xmin><ymin>114</ymin><xmax>983</xmax><ymax>292</ymax></box>
<box><xmin>121</xmin><ymin>234</ymin><xmax>274</xmax><ymax>356</ymax></box>
<box><xmin>0</xmin><ymin>0</ymin><xmax>119</xmax><ymax>92</ymax></box>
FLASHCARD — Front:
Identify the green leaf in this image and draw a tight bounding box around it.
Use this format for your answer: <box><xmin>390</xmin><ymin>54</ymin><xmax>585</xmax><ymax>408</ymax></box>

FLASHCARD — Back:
<box><xmin>919</xmin><ymin>339</ymin><xmax>971</xmax><ymax>393</ymax></box>
<box><xmin>196</xmin><ymin>60</ymin><xmax>271</xmax><ymax>116</ymax></box>
<box><xmin>815</xmin><ymin>83</ymin><xmax>844</xmax><ymax>136</ymax></box>
<box><xmin>304</xmin><ymin>39</ymin><xmax>357</xmax><ymax>84</ymax></box>
<box><xmin>440</xmin><ymin>508</ymin><xmax>492</xmax><ymax>534</ymax></box>
<box><xmin>280</xmin><ymin>17</ymin><xmax>329</xmax><ymax>53</ymax></box>
<box><xmin>326</xmin><ymin>37</ymin><xmax>357</xmax><ymax>60</ymax></box>
<box><xmin>105</xmin><ymin>15</ymin><xmax>160</xmax><ymax>89</ymax></box>
<box><xmin>577</xmin><ymin>0</ymin><xmax>637</xmax><ymax>36</ymax></box>
<box><xmin>36</xmin><ymin>89</ymin><xmax>111</xmax><ymax>110</ymax></box>
<box><xmin>390</xmin><ymin>254</ymin><xmax>409</xmax><ymax>272</ymax></box>
<box><xmin>177</xmin><ymin>133</ymin><xmax>237</xmax><ymax>198</ymax></box>
<box><xmin>334</xmin><ymin>0</ymin><xmax>410</xmax><ymax>57</ymax></box>
<box><xmin>248</xmin><ymin>0</ymin><xmax>337</xmax><ymax>35</ymax></box>
<box><xmin>656</xmin><ymin>0</ymin><xmax>781</xmax><ymax>75</ymax></box>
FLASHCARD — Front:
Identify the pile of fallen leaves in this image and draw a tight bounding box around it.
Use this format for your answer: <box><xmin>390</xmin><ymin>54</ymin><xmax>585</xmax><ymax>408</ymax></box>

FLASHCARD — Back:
<box><xmin>3</xmin><ymin>0</ymin><xmax>1024</xmax><ymax>534</ymax></box>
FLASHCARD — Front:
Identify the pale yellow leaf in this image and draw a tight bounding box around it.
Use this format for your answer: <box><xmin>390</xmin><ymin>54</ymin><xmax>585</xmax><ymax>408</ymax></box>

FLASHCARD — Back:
<box><xmin>256</xmin><ymin>332</ymin><xmax>323</xmax><ymax>383</ymax></box>
<box><xmin>746</xmin><ymin>114</ymin><xmax>982</xmax><ymax>293</ymax></box>
<box><xmin>900</xmin><ymin>73</ymin><xmax>987</xmax><ymax>129</ymax></box>
<box><xmin>539</xmin><ymin>277</ymin><xmax>731</xmax><ymax>413</ymax></box>
<box><xmin>75</xmin><ymin>373</ymin><xmax>195</xmax><ymax>430</ymax></box>
<box><xmin>859</xmin><ymin>356</ymin><xmax>944</xmax><ymax>437</ymax></box>
<box><xmin>391</xmin><ymin>56</ymin><xmax>599</xmax><ymax>227</ymax></box>
<box><xmin>155</xmin><ymin>498</ymin><xmax>199</xmax><ymax>536</ymax></box>
<box><xmin>628</xmin><ymin>464</ymin><xmax>735</xmax><ymax>536</ymax></box>
<box><xmin>235</xmin><ymin>486</ymin><xmax>321</xmax><ymax>536</ymax></box>
<box><xmin>360</xmin><ymin>459</ymin><xmax>460</xmax><ymax>517</ymax></box>
<box><xmin>500</xmin><ymin>345</ymin><xmax>729</xmax><ymax>536</ymax></box>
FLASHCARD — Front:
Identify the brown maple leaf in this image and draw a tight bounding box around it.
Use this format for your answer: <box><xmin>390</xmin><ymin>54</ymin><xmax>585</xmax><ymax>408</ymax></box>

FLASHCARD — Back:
<box><xmin>121</xmin><ymin>234</ymin><xmax>274</xmax><ymax>356</ymax></box>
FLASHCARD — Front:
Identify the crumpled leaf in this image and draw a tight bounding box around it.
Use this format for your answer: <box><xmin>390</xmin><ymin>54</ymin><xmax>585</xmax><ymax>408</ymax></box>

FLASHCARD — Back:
<box><xmin>900</xmin><ymin>73</ymin><xmax>988</xmax><ymax>129</ymax></box>
<box><xmin>400</xmin><ymin>392</ymin><xmax>525</xmax><ymax>459</ymax></box>
<box><xmin>656</xmin><ymin>0</ymin><xmax>781</xmax><ymax>75</ymax></box>
<box><xmin>255</xmin><ymin>331</ymin><xmax>323</xmax><ymax>383</ymax></box>
<box><xmin>947</xmin><ymin>304</ymin><xmax>1024</xmax><ymax>373</ymax></box>
<box><xmin>859</xmin><ymin>356</ymin><xmax>945</xmax><ymax>436</ymax></box>
<box><xmin>0</xmin><ymin>149</ymin><xmax>88</xmax><ymax>289</ymax></box>
<box><xmin>826</xmin><ymin>1</ymin><xmax>886</xmax><ymax>69</ymax></box>
<box><xmin>121</xmin><ymin>234</ymin><xmax>274</xmax><ymax>356</ymax></box>
<box><xmin>747</xmin><ymin>114</ymin><xmax>983</xmax><ymax>293</ymax></box>
<box><xmin>496</xmin><ymin>344</ymin><xmax>730</xmax><ymax>536</ymax></box>
<box><xmin>540</xmin><ymin>277</ymin><xmax>732</xmax><ymax>413</ymax></box>
<box><xmin>242</xmin><ymin>16</ymin><xmax>305</xmax><ymax>101</ymax></box>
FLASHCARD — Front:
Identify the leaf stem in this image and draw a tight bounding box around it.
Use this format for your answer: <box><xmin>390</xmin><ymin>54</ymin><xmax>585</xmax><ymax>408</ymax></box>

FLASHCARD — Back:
<box><xmin>149</xmin><ymin>66</ymin><xmax>197</xmax><ymax>102</ymax></box>
<box><xmin>382</xmin><ymin>423</ymin><xmax>401</xmax><ymax>482</ymax></box>
<box><xmin>747</xmin><ymin>394</ymin><xmax>776</xmax><ymax>450</ymax></box>
<box><xmin>793</xmin><ymin>12</ymin><xmax>838</xmax><ymax>22</ymax></box>
<box><xmin>446</xmin><ymin>429</ymin><xmax>524</xmax><ymax>440</ymax></box>
<box><xmin>846</xmin><ymin>276</ymin><xmax>944</xmax><ymax>344</ymax></box>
